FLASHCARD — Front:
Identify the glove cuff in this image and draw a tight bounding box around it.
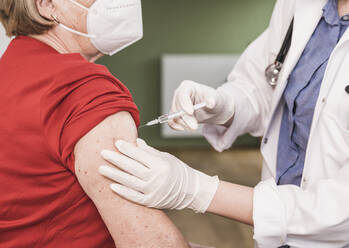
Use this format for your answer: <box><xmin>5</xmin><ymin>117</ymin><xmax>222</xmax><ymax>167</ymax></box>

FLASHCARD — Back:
<box><xmin>189</xmin><ymin>170</ymin><xmax>220</xmax><ymax>213</ymax></box>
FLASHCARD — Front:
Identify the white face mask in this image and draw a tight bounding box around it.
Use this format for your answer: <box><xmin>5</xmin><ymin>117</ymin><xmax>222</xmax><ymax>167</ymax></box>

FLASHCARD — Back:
<box><xmin>59</xmin><ymin>0</ymin><xmax>144</xmax><ymax>56</ymax></box>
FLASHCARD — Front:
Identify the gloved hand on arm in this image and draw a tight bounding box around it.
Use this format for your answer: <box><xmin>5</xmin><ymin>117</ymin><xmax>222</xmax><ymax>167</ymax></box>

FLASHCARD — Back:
<box><xmin>169</xmin><ymin>80</ymin><xmax>235</xmax><ymax>131</ymax></box>
<box><xmin>99</xmin><ymin>138</ymin><xmax>219</xmax><ymax>213</ymax></box>
<box><xmin>99</xmin><ymin>139</ymin><xmax>254</xmax><ymax>226</ymax></box>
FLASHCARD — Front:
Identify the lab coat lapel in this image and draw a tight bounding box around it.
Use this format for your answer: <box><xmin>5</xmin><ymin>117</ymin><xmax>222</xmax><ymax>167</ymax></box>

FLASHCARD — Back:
<box><xmin>269</xmin><ymin>0</ymin><xmax>327</xmax><ymax>113</ymax></box>
<box><xmin>307</xmin><ymin>21</ymin><xmax>349</xmax><ymax>144</ymax></box>
<box><xmin>263</xmin><ymin>0</ymin><xmax>327</xmax><ymax>174</ymax></box>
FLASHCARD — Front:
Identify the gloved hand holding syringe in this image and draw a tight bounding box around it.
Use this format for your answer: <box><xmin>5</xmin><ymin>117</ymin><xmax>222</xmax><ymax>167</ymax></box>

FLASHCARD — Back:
<box><xmin>140</xmin><ymin>102</ymin><xmax>207</xmax><ymax>128</ymax></box>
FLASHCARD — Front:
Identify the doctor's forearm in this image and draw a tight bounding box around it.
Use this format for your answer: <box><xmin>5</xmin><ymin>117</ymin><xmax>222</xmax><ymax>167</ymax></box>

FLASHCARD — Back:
<box><xmin>207</xmin><ymin>181</ymin><xmax>254</xmax><ymax>226</ymax></box>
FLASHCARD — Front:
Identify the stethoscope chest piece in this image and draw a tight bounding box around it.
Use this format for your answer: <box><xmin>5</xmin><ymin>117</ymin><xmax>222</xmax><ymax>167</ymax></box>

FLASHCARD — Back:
<box><xmin>265</xmin><ymin>61</ymin><xmax>282</xmax><ymax>86</ymax></box>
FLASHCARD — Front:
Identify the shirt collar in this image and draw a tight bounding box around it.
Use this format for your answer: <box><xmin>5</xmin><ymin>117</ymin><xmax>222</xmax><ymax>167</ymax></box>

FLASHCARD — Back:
<box><xmin>323</xmin><ymin>0</ymin><xmax>340</xmax><ymax>26</ymax></box>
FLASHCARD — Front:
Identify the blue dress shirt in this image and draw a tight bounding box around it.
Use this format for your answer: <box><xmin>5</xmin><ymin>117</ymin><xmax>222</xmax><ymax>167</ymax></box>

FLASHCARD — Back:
<box><xmin>276</xmin><ymin>0</ymin><xmax>349</xmax><ymax>186</ymax></box>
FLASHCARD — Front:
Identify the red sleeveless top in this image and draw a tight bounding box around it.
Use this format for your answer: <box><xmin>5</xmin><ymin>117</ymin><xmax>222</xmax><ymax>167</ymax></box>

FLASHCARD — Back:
<box><xmin>0</xmin><ymin>36</ymin><xmax>139</xmax><ymax>247</ymax></box>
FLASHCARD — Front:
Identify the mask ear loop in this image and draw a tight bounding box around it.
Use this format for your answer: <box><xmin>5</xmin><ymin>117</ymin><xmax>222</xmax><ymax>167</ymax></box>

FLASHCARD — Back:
<box><xmin>50</xmin><ymin>14</ymin><xmax>96</xmax><ymax>39</ymax></box>
<box><xmin>51</xmin><ymin>15</ymin><xmax>60</xmax><ymax>24</ymax></box>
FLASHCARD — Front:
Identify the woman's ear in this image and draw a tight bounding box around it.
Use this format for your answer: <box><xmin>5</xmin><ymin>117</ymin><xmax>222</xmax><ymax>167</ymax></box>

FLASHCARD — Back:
<box><xmin>35</xmin><ymin>0</ymin><xmax>55</xmax><ymax>20</ymax></box>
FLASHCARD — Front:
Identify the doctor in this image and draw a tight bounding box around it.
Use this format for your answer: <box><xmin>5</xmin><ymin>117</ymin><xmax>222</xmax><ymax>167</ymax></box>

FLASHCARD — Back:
<box><xmin>99</xmin><ymin>0</ymin><xmax>349</xmax><ymax>247</ymax></box>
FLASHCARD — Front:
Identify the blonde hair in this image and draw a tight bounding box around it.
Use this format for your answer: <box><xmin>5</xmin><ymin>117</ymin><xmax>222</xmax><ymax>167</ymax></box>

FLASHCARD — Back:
<box><xmin>0</xmin><ymin>0</ymin><xmax>53</xmax><ymax>37</ymax></box>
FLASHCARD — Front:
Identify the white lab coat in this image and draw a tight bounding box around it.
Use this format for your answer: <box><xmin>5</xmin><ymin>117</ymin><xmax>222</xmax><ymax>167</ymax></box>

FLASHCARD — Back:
<box><xmin>203</xmin><ymin>0</ymin><xmax>349</xmax><ymax>247</ymax></box>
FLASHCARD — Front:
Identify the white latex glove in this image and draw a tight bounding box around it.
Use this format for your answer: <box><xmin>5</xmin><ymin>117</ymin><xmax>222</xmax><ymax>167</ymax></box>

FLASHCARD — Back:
<box><xmin>169</xmin><ymin>80</ymin><xmax>235</xmax><ymax>131</ymax></box>
<box><xmin>99</xmin><ymin>138</ymin><xmax>219</xmax><ymax>213</ymax></box>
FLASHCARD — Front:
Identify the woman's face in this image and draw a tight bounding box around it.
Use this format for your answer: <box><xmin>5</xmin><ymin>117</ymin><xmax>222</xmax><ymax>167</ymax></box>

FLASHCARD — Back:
<box><xmin>55</xmin><ymin>0</ymin><xmax>95</xmax><ymax>35</ymax></box>
<box><xmin>37</xmin><ymin>0</ymin><xmax>101</xmax><ymax>60</ymax></box>
<box><xmin>56</xmin><ymin>0</ymin><xmax>99</xmax><ymax>57</ymax></box>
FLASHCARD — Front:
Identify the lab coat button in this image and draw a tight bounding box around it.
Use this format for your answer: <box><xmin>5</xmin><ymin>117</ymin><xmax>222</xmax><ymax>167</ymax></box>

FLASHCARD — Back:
<box><xmin>345</xmin><ymin>85</ymin><xmax>349</xmax><ymax>94</ymax></box>
<box><xmin>321</xmin><ymin>97</ymin><xmax>326</xmax><ymax>103</ymax></box>
<box><xmin>263</xmin><ymin>138</ymin><xmax>268</xmax><ymax>144</ymax></box>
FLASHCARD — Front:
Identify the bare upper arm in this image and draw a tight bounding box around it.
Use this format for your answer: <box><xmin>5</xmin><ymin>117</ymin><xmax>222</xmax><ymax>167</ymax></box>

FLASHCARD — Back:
<box><xmin>74</xmin><ymin>111</ymin><xmax>188</xmax><ymax>248</ymax></box>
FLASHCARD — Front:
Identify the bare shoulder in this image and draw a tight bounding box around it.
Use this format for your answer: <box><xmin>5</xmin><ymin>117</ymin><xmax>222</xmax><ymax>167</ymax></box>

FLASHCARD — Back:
<box><xmin>74</xmin><ymin>111</ymin><xmax>188</xmax><ymax>248</ymax></box>
<box><xmin>74</xmin><ymin>111</ymin><xmax>137</xmax><ymax>188</ymax></box>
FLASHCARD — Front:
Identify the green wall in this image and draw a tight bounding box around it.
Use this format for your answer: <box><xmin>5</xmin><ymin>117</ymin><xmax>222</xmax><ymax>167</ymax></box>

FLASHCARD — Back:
<box><xmin>98</xmin><ymin>0</ymin><xmax>276</xmax><ymax>148</ymax></box>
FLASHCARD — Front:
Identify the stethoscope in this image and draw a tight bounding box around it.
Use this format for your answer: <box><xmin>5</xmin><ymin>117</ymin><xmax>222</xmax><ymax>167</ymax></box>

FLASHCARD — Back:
<box><xmin>265</xmin><ymin>18</ymin><xmax>294</xmax><ymax>86</ymax></box>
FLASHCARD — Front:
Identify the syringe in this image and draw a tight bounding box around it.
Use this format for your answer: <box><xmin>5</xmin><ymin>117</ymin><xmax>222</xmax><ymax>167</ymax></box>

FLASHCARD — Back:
<box><xmin>140</xmin><ymin>102</ymin><xmax>207</xmax><ymax>128</ymax></box>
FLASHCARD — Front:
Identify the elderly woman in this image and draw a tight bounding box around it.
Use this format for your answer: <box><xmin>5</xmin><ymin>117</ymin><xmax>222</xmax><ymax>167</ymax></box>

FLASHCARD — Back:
<box><xmin>99</xmin><ymin>0</ymin><xmax>349</xmax><ymax>247</ymax></box>
<box><xmin>0</xmin><ymin>0</ymin><xmax>189</xmax><ymax>247</ymax></box>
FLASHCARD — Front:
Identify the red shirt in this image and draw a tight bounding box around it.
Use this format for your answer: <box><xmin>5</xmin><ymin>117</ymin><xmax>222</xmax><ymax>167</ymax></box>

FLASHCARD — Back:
<box><xmin>0</xmin><ymin>36</ymin><xmax>140</xmax><ymax>247</ymax></box>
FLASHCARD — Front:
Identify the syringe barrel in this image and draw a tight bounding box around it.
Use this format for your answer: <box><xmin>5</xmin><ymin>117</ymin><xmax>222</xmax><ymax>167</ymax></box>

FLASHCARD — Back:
<box><xmin>157</xmin><ymin>102</ymin><xmax>206</xmax><ymax>124</ymax></box>
<box><xmin>158</xmin><ymin>114</ymin><xmax>169</xmax><ymax>124</ymax></box>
